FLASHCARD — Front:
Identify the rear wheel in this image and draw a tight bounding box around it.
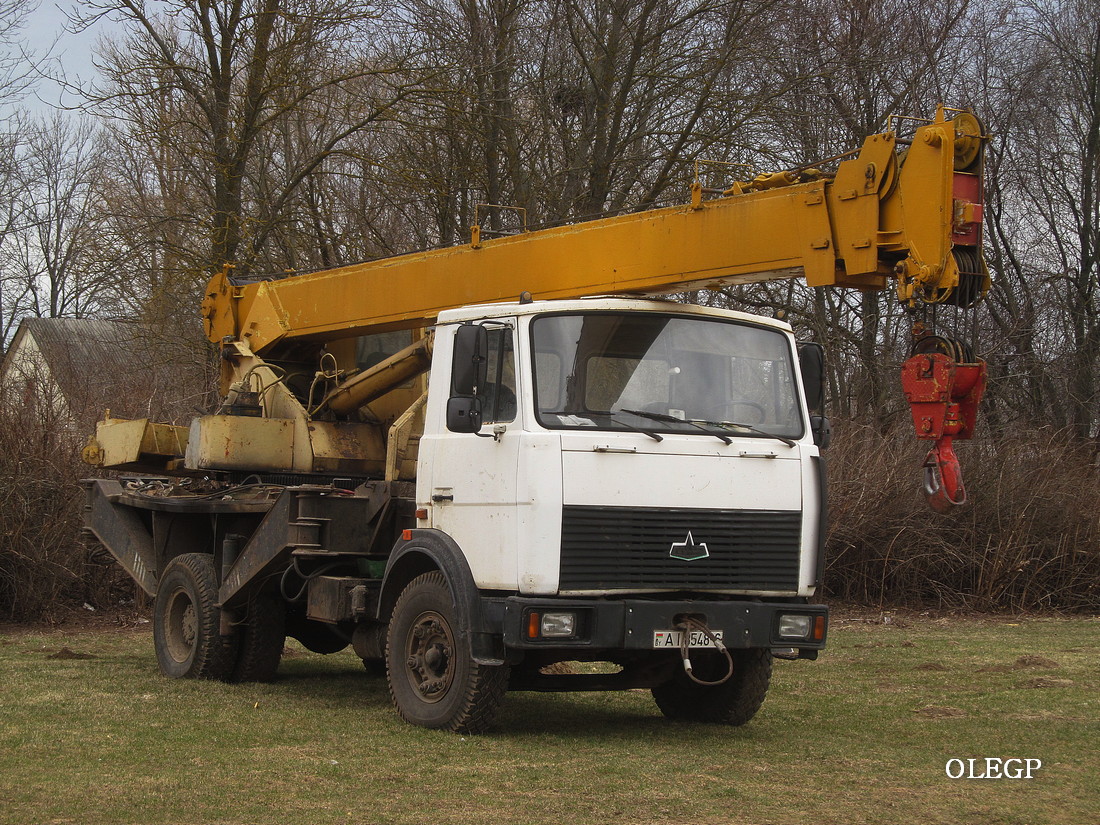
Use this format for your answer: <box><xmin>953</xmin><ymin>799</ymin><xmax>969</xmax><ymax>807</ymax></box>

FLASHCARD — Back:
<box><xmin>153</xmin><ymin>553</ymin><xmax>235</xmax><ymax>680</ymax></box>
<box><xmin>651</xmin><ymin>647</ymin><xmax>772</xmax><ymax>725</ymax></box>
<box><xmin>386</xmin><ymin>572</ymin><xmax>509</xmax><ymax>734</ymax></box>
<box><xmin>231</xmin><ymin>591</ymin><xmax>286</xmax><ymax>683</ymax></box>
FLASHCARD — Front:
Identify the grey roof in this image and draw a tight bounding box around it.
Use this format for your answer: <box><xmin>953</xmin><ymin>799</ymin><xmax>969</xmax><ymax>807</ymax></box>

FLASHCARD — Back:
<box><xmin>2</xmin><ymin>317</ymin><xmax>157</xmax><ymax>420</ymax></box>
<box><xmin>15</xmin><ymin>317</ymin><xmax>139</xmax><ymax>378</ymax></box>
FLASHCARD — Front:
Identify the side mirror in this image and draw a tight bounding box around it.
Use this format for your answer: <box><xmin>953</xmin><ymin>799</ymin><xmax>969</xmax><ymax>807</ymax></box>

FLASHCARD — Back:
<box><xmin>447</xmin><ymin>395</ymin><xmax>483</xmax><ymax>433</ymax></box>
<box><xmin>448</xmin><ymin>324</ymin><xmax>489</xmax><ymax>433</ymax></box>
<box><xmin>451</xmin><ymin>324</ymin><xmax>489</xmax><ymax>396</ymax></box>
<box><xmin>810</xmin><ymin>414</ymin><xmax>832</xmax><ymax>450</ymax></box>
<box><xmin>797</xmin><ymin>341</ymin><xmax>826</xmax><ymax>414</ymax></box>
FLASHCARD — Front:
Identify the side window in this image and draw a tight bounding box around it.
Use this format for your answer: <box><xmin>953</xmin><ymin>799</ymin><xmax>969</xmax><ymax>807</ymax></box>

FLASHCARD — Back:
<box><xmin>534</xmin><ymin>351</ymin><xmax>562</xmax><ymax>410</ymax></box>
<box><xmin>479</xmin><ymin>327</ymin><xmax>517</xmax><ymax>424</ymax></box>
<box><xmin>356</xmin><ymin>330</ymin><xmax>411</xmax><ymax>369</ymax></box>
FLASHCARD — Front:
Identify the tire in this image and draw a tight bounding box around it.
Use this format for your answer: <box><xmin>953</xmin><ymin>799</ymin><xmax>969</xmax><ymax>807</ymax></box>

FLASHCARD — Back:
<box><xmin>386</xmin><ymin>572</ymin><xmax>509</xmax><ymax>734</ymax></box>
<box><xmin>651</xmin><ymin>647</ymin><xmax>772</xmax><ymax>725</ymax></box>
<box><xmin>231</xmin><ymin>591</ymin><xmax>286</xmax><ymax>683</ymax></box>
<box><xmin>153</xmin><ymin>553</ymin><xmax>236</xmax><ymax>680</ymax></box>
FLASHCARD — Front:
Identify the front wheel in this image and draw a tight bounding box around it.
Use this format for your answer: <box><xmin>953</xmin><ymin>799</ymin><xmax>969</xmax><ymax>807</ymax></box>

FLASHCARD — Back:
<box><xmin>386</xmin><ymin>572</ymin><xmax>509</xmax><ymax>734</ymax></box>
<box><xmin>153</xmin><ymin>553</ymin><xmax>235</xmax><ymax>680</ymax></box>
<box><xmin>651</xmin><ymin>647</ymin><xmax>772</xmax><ymax>725</ymax></box>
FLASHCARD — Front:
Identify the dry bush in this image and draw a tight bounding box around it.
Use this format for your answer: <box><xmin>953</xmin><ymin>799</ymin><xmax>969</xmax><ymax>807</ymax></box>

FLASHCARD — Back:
<box><xmin>824</xmin><ymin>420</ymin><xmax>1100</xmax><ymax>611</ymax></box>
<box><xmin>0</xmin><ymin>399</ymin><xmax>130</xmax><ymax>622</ymax></box>
<box><xmin>0</xmin><ymin>324</ymin><xmax>213</xmax><ymax>623</ymax></box>
<box><xmin>3</xmin><ymin>365</ymin><xmax>1097</xmax><ymax>621</ymax></box>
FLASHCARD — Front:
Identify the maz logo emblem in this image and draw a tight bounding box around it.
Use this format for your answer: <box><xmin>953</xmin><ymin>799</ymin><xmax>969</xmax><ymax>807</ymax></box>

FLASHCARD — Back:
<box><xmin>669</xmin><ymin>531</ymin><xmax>709</xmax><ymax>561</ymax></box>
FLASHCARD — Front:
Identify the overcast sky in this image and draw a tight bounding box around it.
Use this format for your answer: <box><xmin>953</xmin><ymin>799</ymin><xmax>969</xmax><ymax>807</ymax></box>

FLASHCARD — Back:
<box><xmin>20</xmin><ymin>1</ymin><xmax>109</xmax><ymax>111</ymax></box>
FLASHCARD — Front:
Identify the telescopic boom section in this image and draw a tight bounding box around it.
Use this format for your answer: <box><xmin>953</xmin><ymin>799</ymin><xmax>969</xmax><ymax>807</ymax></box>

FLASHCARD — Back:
<box><xmin>201</xmin><ymin>107</ymin><xmax>989</xmax><ymax>355</ymax></box>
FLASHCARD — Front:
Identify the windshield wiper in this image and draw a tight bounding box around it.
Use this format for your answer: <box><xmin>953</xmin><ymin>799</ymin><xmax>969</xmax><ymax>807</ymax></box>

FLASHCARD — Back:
<box><xmin>621</xmin><ymin>408</ymin><xmax>731</xmax><ymax>445</ymax></box>
<box><xmin>586</xmin><ymin>410</ymin><xmax>663</xmax><ymax>442</ymax></box>
<box><xmin>623</xmin><ymin>408</ymin><xmax>797</xmax><ymax>448</ymax></box>
<box><xmin>692</xmin><ymin>418</ymin><xmax>798</xmax><ymax>448</ymax></box>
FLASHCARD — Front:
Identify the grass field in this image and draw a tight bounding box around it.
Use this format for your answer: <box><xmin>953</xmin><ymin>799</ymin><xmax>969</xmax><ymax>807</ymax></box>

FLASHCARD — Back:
<box><xmin>1</xmin><ymin>610</ymin><xmax>1097</xmax><ymax>825</ymax></box>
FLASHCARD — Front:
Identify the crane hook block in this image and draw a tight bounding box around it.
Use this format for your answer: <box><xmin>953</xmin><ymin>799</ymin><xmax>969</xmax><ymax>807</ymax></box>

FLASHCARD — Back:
<box><xmin>900</xmin><ymin>350</ymin><xmax>987</xmax><ymax>512</ymax></box>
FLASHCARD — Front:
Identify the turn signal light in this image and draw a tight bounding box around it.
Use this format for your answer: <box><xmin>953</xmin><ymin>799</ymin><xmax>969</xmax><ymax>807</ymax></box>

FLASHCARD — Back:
<box><xmin>813</xmin><ymin>615</ymin><xmax>826</xmax><ymax>641</ymax></box>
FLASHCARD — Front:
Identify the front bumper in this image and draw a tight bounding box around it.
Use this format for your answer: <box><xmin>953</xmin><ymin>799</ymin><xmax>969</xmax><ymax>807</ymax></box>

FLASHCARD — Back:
<box><xmin>498</xmin><ymin>597</ymin><xmax>828</xmax><ymax>652</ymax></box>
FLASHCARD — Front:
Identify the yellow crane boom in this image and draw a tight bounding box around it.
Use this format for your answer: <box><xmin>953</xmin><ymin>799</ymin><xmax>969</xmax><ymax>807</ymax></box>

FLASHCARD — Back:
<box><xmin>202</xmin><ymin>107</ymin><xmax>988</xmax><ymax>356</ymax></box>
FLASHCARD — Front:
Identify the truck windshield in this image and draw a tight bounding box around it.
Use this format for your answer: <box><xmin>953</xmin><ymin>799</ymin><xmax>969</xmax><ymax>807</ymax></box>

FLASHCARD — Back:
<box><xmin>531</xmin><ymin>312</ymin><xmax>803</xmax><ymax>440</ymax></box>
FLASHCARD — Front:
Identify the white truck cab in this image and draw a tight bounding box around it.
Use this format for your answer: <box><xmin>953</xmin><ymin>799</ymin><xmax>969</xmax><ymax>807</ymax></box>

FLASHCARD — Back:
<box><xmin>385</xmin><ymin>297</ymin><xmax>829</xmax><ymax>729</ymax></box>
<box><xmin>421</xmin><ymin>297</ymin><xmax>826</xmax><ymax>598</ymax></box>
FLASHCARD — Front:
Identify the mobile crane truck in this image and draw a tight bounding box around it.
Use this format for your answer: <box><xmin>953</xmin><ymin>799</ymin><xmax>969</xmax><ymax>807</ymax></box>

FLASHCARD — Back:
<box><xmin>82</xmin><ymin>107</ymin><xmax>989</xmax><ymax>733</ymax></box>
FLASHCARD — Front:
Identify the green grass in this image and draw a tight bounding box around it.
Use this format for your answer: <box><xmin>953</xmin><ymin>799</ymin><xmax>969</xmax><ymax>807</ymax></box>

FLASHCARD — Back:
<box><xmin>1</xmin><ymin>612</ymin><xmax>1097</xmax><ymax>825</ymax></box>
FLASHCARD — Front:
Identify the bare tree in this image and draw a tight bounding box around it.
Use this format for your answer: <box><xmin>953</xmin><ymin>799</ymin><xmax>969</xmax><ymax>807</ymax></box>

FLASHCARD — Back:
<box><xmin>379</xmin><ymin>0</ymin><xmax>779</xmax><ymax>248</ymax></box>
<box><xmin>0</xmin><ymin>0</ymin><xmax>36</xmax><ymax>109</ymax></box>
<box><xmin>0</xmin><ymin>0</ymin><xmax>36</xmax><ymax>342</ymax></box>
<box><xmin>744</xmin><ymin>0</ymin><xmax>977</xmax><ymax>423</ymax></box>
<box><xmin>984</xmin><ymin>0</ymin><xmax>1100</xmax><ymax>440</ymax></box>
<box><xmin>2</xmin><ymin>115</ymin><xmax>113</xmax><ymax>320</ymax></box>
<box><xmin>538</xmin><ymin>0</ymin><xmax>778</xmax><ymax>218</ymax></box>
<box><xmin>0</xmin><ymin>121</ymin><xmax>29</xmax><ymax>343</ymax></box>
<box><xmin>77</xmin><ymin>0</ymin><xmax>421</xmax><ymax>278</ymax></box>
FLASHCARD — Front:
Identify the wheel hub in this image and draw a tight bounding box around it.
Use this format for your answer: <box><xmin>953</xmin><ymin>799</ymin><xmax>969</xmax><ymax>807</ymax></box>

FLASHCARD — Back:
<box><xmin>404</xmin><ymin>611</ymin><xmax>455</xmax><ymax>703</ymax></box>
<box><xmin>165</xmin><ymin>588</ymin><xmax>198</xmax><ymax>663</ymax></box>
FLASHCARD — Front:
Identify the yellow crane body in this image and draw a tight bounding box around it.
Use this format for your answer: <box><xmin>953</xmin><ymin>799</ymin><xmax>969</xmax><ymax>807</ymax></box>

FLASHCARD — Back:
<box><xmin>91</xmin><ymin>107</ymin><xmax>988</xmax><ymax>494</ymax></box>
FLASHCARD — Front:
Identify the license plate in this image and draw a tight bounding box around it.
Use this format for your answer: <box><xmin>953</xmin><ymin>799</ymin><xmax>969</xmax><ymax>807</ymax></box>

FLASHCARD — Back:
<box><xmin>652</xmin><ymin>629</ymin><xmax>723</xmax><ymax>648</ymax></box>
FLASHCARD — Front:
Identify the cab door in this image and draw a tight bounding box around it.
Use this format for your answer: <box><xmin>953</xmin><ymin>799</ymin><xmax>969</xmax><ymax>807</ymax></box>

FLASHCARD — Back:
<box><xmin>419</xmin><ymin>323</ymin><xmax>521</xmax><ymax>590</ymax></box>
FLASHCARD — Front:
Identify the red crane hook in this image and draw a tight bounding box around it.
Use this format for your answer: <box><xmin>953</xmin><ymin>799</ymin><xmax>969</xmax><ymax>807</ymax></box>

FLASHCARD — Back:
<box><xmin>900</xmin><ymin>339</ymin><xmax>986</xmax><ymax>513</ymax></box>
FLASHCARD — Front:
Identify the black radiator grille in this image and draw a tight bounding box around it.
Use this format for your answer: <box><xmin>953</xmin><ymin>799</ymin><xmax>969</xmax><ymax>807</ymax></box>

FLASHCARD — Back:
<box><xmin>559</xmin><ymin>505</ymin><xmax>802</xmax><ymax>591</ymax></box>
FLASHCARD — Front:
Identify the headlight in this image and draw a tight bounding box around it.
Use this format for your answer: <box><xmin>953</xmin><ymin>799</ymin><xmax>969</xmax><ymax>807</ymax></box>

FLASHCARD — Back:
<box><xmin>777</xmin><ymin>614</ymin><xmax>812</xmax><ymax>639</ymax></box>
<box><xmin>525</xmin><ymin>610</ymin><xmax>578</xmax><ymax>639</ymax></box>
<box><xmin>540</xmin><ymin>611</ymin><xmax>577</xmax><ymax>638</ymax></box>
